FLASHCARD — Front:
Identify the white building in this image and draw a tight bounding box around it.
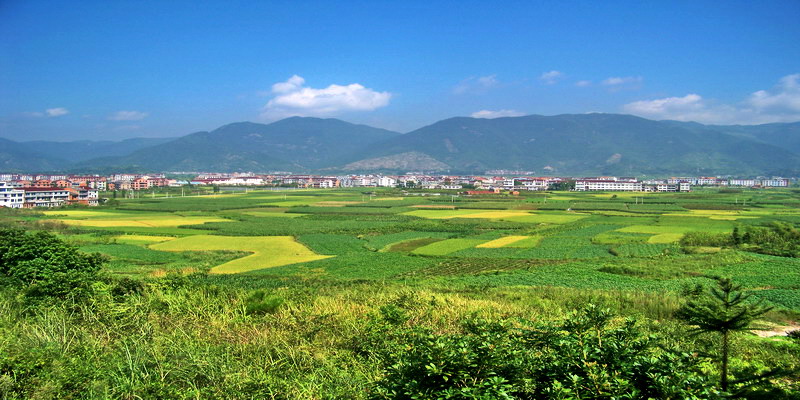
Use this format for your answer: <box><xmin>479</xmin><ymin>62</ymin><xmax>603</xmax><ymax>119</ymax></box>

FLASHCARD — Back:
<box><xmin>21</xmin><ymin>187</ymin><xmax>71</xmax><ymax>208</ymax></box>
<box><xmin>0</xmin><ymin>182</ymin><xmax>24</xmax><ymax>208</ymax></box>
<box><xmin>377</xmin><ymin>176</ymin><xmax>397</xmax><ymax>187</ymax></box>
<box><xmin>729</xmin><ymin>179</ymin><xmax>756</xmax><ymax>187</ymax></box>
<box><xmin>575</xmin><ymin>180</ymin><xmax>643</xmax><ymax>191</ymax></box>
<box><xmin>760</xmin><ymin>179</ymin><xmax>789</xmax><ymax>187</ymax></box>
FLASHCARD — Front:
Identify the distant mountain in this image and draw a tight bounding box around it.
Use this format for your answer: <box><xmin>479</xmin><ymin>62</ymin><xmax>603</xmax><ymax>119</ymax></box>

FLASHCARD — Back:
<box><xmin>22</xmin><ymin>137</ymin><xmax>175</xmax><ymax>163</ymax></box>
<box><xmin>0</xmin><ymin>136</ymin><xmax>176</xmax><ymax>172</ymax></box>
<box><xmin>0</xmin><ymin>138</ymin><xmax>65</xmax><ymax>172</ymax></box>
<box><xmin>4</xmin><ymin>114</ymin><xmax>800</xmax><ymax>176</ymax></box>
<box><xmin>79</xmin><ymin>117</ymin><xmax>401</xmax><ymax>172</ymax></box>
<box><xmin>701</xmin><ymin>122</ymin><xmax>800</xmax><ymax>154</ymax></box>
<box><xmin>339</xmin><ymin>114</ymin><xmax>800</xmax><ymax>176</ymax></box>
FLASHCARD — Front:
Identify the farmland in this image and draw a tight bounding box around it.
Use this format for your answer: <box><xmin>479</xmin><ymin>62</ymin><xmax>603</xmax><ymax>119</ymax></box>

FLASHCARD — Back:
<box><xmin>4</xmin><ymin>186</ymin><xmax>800</xmax><ymax>398</ymax></box>
<box><xmin>28</xmin><ymin>187</ymin><xmax>800</xmax><ymax>309</ymax></box>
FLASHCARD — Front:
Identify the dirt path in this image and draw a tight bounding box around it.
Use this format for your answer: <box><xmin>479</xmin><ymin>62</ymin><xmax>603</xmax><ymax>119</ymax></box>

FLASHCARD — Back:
<box><xmin>753</xmin><ymin>323</ymin><xmax>800</xmax><ymax>338</ymax></box>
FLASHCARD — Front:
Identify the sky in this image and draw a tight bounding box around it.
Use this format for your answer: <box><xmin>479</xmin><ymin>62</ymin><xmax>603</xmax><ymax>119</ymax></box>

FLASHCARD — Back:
<box><xmin>1</xmin><ymin>0</ymin><xmax>799</xmax><ymax>141</ymax></box>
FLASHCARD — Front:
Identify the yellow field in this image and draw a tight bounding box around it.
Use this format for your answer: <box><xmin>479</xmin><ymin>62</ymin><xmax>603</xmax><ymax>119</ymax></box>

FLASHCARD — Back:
<box><xmin>43</xmin><ymin>210</ymin><xmax>125</xmax><ymax>218</ymax></box>
<box><xmin>503</xmin><ymin>213</ymin><xmax>587</xmax><ymax>224</ymax></box>
<box><xmin>150</xmin><ymin>235</ymin><xmax>331</xmax><ymax>274</ymax></box>
<box><xmin>115</xmin><ymin>235</ymin><xmax>176</xmax><ymax>244</ymax></box>
<box><xmin>477</xmin><ymin>236</ymin><xmax>530</xmax><ymax>248</ymax></box>
<box><xmin>58</xmin><ymin>215</ymin><xmax>228</xmax><ymax>228</ymax></box>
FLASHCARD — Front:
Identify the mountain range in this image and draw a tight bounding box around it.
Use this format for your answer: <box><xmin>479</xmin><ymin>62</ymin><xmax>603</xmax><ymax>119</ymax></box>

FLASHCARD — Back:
<box><xmin>2</xmin><ymin>114</ymin><xmax>800</xmax><ymax>176</ymax></box>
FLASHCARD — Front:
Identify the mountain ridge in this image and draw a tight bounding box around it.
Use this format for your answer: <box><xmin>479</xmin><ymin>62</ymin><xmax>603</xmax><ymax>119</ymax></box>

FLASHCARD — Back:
<box><xmin>2</xmin><ymin>114</ymin><xmax>800</xmax><ymax>176</ymax></box>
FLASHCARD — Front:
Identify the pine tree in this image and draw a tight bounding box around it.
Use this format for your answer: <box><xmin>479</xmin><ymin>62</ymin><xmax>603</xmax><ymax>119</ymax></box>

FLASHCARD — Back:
<box><xmin>676</xmin><ymin>278</ymin><xmax>772</xmax><ymax>392</ymax></box>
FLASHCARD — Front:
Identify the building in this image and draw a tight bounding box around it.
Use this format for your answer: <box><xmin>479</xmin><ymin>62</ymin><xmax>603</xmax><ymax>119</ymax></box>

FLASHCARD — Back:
<box><xmin>575</xmin><ymin>180</ymin><xmax>643</xmax><ymax>191</ymax></box>
<box><xmin>0</xmin><ymin>182</ymin><xmax>24</xmax><ymax>208</ymax></box>
<box><xmin>21</xmin><ymin>187</ymin><xmax>71</xmax><ymax>208</ymax></box>
<box><xmin>377</xmin><ymin>176</ymin><xmax>397</xmax><ymax>187</ymax></box>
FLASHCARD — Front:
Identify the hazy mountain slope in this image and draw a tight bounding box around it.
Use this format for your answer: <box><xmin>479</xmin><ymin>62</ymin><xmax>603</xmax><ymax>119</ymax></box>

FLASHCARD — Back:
<box><xmin>0</xmin><ymin>138</ymin><xmax>66</xmax><ymax>171</ymax></box>
<box><xmin>7</xmin><ymin>115</ymin><xmax>800</xmax><ymax>175</ymax></box>
<box><xmin>22</xmin><ymin>137</ymin><xmax>175</xmax><ymax>162</ymax></box>
<box><xmin>80</xmin><ymin>117</ymin><xmax>401</xmax><ymax>172</ymax></box>
<box><xmin>341</xmin><ymin>114</ymin><xmax>800</xmax><ymax>175</ymax></box>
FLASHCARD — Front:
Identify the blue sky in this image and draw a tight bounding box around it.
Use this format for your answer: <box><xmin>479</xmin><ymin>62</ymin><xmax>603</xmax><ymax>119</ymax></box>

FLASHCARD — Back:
<box><xmin>1</xmin><ymin>0</ymin><xmax>799</xmax><ymax>141</ymax></box>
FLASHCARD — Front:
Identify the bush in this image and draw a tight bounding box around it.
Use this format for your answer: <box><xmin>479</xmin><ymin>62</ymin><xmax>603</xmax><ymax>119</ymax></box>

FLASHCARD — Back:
<box><xmin>0</xmin><ymin>228</ymin><xmax>104</xmax><ymax>299</ymax></box>
<box><xmin>369</xmin><ymin>304</ymin><xmax>721</xmax><ymax>399</ymax></box>
<box><xmin>680</xmin><ymin>231</ymin><xmax>733</xmax><ymax>247</ymax></box>
<box><xmin>244</xmin><ymin>290</ymin><xmax>284</xmax><ymax>315</ymax></box>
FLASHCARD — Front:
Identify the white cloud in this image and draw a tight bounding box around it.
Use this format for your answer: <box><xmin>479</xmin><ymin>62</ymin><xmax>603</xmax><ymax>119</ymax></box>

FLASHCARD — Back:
<box><xmin>24</xmin><ymin>108</ymin><xmax>68</xmax><ymax>117</ymax></box>
<box><xmin>453</xmin><ymin>74</ymin><xmax>500</xmax><ymax>94</ymax></box>
<box><xmin>471</xmin><ymin>109</ymin><xmax>525</xmax><ymax>119</ymax></box>
<box><xmin>271</xmin><ymin>74</ymin><xmax>305</xmax><ymax>94</ymax></box>
<box><xmin>108</xmin><ymin>110</ymin><xmax>148</xmax><ymax>121</ymax></box>
<box><xmin>45</xmin><ymin>107</ymin><xmax>69</xmax><ymax>117</ymax></box>
<box><xmin>261</xmin><ymin>75</ymin><xmax>391</xmax><ymax>119</ymax></box>
<box><xmin>602</xmin><ymin>76</ymin><xmax>642</xmax><ymax>86</ymax></box>
<box><xmin>601</xmin><ymin>76</ymin><xmax>643</xmax><ymax>91</ymax></box>
<box><xmin>747</xmin><ymin>74</ymin><xmax>800</xmax><ymax>116</ymax></box>
<box><xmin>622</xmin><ymin>74</ymin><xmax>800</xmax><ymax>124</ymax></box>
<box><xmin>575</xmin><ymin>80</ymin><xmax>592</xmax><ymax>87</ymax></box>
<box><xmin>539</xmin><ymin>70</ymin><xmax>564</xmax><ymax>85</ymax></box>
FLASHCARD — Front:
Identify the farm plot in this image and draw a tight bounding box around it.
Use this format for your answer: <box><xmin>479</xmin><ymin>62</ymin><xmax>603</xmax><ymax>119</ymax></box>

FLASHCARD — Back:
<box><xmin>150</xmin><ymin>235</ymin><xmax>331</xmax><ymax>274</ymax></box>
<box><xmin>412</xmin><ymin>239</ymin><xmax>486</xmax><ymax>256</ymax></box>
<box><xmin>403</xmin><ymin>209</ymin><xmax>582</xmax><ymax>224</ymax></box>
<box><xmin>115</xmin><ymin>235</ymin><xmax>176</xmax><ymax>245</ymax></box>
<box><xmin>477</xmin><ymin>236</ymin><xmax>530</xmax><ymax>248</ymax></box>
<box><xmin>502</xmin><ymin>213</ymin><xmax>588</xmax><ymax>224</ymax></box>
<box><xmin>365</xmin><ymin>231</ymin><xmax>455</xmax><ymax>251</ymax></box>
<box><xmin>48</xmin><ymin>210</ymin><xmax>230</xmax><ymax>228</ymax></box>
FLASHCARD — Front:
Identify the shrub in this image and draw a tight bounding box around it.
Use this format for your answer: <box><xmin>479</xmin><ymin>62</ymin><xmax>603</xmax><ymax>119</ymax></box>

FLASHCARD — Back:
<box><xmin>369</xmin><ymin>305</ymin><xmax>721</xmax><ymax>399</ymax></box>
<box><xmin>0</xmin><ymin>228</ymin><xmax>104</xmax><ymax>299</ymax></box>
<box><xmin>244</xmin><ymin>290</ymin><xmax>284</xmax><ymax>315</ymax></box>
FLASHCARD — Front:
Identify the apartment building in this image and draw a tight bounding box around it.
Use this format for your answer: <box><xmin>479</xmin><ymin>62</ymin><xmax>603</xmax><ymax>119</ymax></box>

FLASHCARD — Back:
<box><xmin>0</xmin><ymin>182</ymin><xmax>24</xmax><ymax>208</ymax></box>
<box><xmin>575</xmin><ymin>180</ymin><xmax>644</xmax><ymax>191</ymax></box>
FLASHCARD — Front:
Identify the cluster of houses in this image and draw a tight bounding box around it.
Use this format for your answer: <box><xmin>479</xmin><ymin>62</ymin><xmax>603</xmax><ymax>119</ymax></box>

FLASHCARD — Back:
<box><xmin>0</xmin><ymin>171</ymin><xmax>792</xmax><ymax>208</ymax></box>
<box><xmin>0</xmin><ymin>181</ymin><xmax>98</xmax><ymax>208</ymax></box>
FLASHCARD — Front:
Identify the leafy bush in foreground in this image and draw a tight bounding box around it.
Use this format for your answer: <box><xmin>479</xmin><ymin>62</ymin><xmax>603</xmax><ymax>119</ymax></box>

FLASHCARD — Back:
<box><xmin>368</xmin><ymin>305</ymin><xmax>721</xmax><ymax>399</ymax></box>
<box><xmin>0</xmin><ymin>228</ymin><xmax>104</xmax><ymax>299</ymax></box>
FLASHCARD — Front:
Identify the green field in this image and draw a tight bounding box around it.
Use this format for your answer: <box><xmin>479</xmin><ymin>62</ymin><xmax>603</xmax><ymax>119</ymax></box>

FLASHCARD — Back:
<box><xmin>5</xmin><ymin>187</ymin><xmax>800</xmax><ymax>398</ymax></box>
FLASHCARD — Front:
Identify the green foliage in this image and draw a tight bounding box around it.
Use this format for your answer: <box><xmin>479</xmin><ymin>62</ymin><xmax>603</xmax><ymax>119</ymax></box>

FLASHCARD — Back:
<box><xmin>742</xmin><ymin>222</ymin><xmax>800</xmax><ymax>257</ymax></box>
<box><xmin>680</xmin><ymin>231</ymin><xmax>734</xmax><ymax>247</ymax></box>
<box><xmin>0</xmin><ymin>228</ymin><xmax>104</xmax><ymax>299</ymax></box>
<box><xmin>676</xmin><ymin>278</ymin><xmax>773</xmax><ymax>392</ymax></box>
<box><xmin>369</xmin><ymin>305</ymin><xmax>721</xmax><ymax>399</ymax></box>
<box><xmin>244</xmin><ymin>290</ymin><xmax>284</xmax><ymax>315</ymax></box>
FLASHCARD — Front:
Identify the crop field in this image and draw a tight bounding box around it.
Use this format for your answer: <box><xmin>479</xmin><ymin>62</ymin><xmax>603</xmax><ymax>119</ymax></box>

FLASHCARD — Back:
<box><xmin>150</xmin><ymin>235</ymin><xmax>330</xmax><ymax>274</ymax></box>
<box><xmin>13</xmin><ymin>186</ymin><xmax>800</xmax><ymax>398</ymax></box>
<box><xmin>28</xmin><ymin>187</ymin><xmax>800</xmax><ymax>313</ymax></box>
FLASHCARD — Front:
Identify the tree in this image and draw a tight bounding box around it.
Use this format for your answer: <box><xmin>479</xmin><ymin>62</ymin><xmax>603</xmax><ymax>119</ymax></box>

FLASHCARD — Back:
<box><xmin>676</xmin><ymin>278</ymin><xmax>772</xmax><ymax>392</ymax></box>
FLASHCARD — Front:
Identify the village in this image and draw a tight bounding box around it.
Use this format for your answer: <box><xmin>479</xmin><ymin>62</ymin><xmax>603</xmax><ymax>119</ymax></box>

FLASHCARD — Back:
<box><xmin>0</xmin><ymin>171</ymin><xmax>791</xmax><ymax>209</ymax></box>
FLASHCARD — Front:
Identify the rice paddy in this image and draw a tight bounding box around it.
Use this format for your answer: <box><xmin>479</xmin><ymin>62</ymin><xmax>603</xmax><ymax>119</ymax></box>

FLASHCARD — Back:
<box><xmin>57</xmin><ymin>215</ymin><xmax>229</xmax><ymax>228</ymax></box>
<box><xmin>477</xmin><ymin>235</ymin><xmax>530</xmax><ymax>248</ymax></box>
<box><xmin>150</xmin><ymin>235</ymin><xmax>330</xmax><ymax>274</ymax></box>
